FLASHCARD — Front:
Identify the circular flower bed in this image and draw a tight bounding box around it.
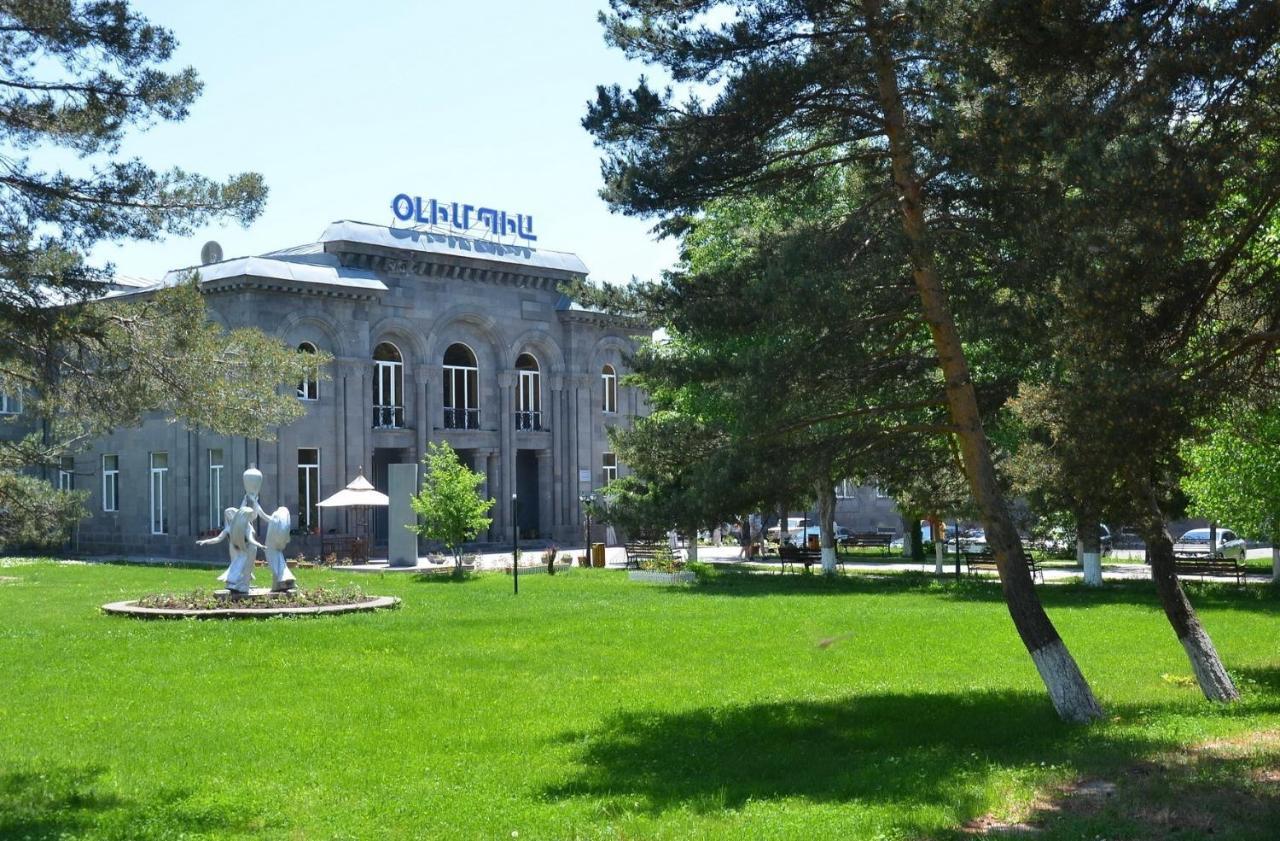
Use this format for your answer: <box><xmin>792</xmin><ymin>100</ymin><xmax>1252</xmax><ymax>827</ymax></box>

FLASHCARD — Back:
<box><xmin>135</xmin><ymin>584</ymin><xmax>371</xmax><ymax>610</ymax></box>
<box><xmin>103</xmin><ymin>585</ymin><xmax>399</xmax><ymax>619</ymax></box>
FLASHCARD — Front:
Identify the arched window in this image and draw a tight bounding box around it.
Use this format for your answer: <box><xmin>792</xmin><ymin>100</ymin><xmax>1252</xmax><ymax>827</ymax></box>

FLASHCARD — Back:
<box><xmin>602</xmin><ymin>364</ymin><xmax>617</xmax><ymax>414</ymax></box>
<box><xmin>443</xmin><ymin>343</ymin><xmax>479</xmax><ymax>429</ymax></box>
<box><xmin>515</xmin><ymin>353</ymin><xmax>541</xmax><ymax>430</ymax></box>
<box><xmin>373</xmin><ymin>342</ymin><xmax>404</xmax><ymax>428</ymax></box>
<box><xmin>296</xmin><ymin>342</ymin><xmax>319</xmax><ymax>401</ymax></box>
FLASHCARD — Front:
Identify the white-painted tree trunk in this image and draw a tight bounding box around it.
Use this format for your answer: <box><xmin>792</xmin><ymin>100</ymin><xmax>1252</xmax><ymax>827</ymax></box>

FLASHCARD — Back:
<box><xmin>1030</xmin><ymin>639</ymin><xmax>1107</xmax><ymax>723</ymax></box>
<box><xmin>1082</xmin><ymin>552</ymin><xmax>1102</xmax><ymax>586</ymax></box>
<box><xmin>685</xmin><ymin>537</ymin><xmax>698</xmax><ymax>564</ymax></box>
<box><xmin>821</xmin><ymin>546</ymin><xmax>837</xmax><ymax>574</ymax></box>
<box><xmin>935</xmin><ymin>535</ymin><xmax>945</xmax><ymax>575</ymax></box>
<box><xmin>1180</xmin><ymin>625</ymin><xmax>1238</xmax><ymax>702</ymax></box>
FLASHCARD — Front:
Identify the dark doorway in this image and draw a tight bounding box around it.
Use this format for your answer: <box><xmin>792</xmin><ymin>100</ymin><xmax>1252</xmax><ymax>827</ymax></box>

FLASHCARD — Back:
<box><xmin>372</xmin><ymin>447</ymin><xmax>409</xmax><ymax>547</ymax></box>
<box><xmin>516</xmin><ymin>449</ymin><xmax>539</xmax><ymax>538</ymax></box>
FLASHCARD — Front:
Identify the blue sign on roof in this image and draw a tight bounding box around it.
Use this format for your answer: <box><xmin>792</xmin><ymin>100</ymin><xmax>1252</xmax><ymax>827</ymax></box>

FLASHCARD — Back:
<box><xmin>391</xmin><ymin>193</ymin><xmax>537</xmax><ymax>242</ymax></box>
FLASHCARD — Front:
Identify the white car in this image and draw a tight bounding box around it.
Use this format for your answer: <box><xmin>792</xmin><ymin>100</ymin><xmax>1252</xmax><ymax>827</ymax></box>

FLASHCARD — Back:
<box><xmin>1173</xmin><ymin>528</ymin><xmax>1246</xmax><ymax>561</ymax></box>
<box><xmin>782</xmin><ymin>525</ymin><xmax>851</xmax><ymax>547</ymax></box>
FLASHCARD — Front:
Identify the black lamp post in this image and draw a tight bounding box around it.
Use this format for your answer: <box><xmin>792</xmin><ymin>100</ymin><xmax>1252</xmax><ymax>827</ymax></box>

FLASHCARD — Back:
<box><xmin>512</xmin><ymin>492</ymin><xmax>519</xmax><ymax>595</ymax></box>
<box><xmin>581</xmin><ymin>493</ymin><xmax>593</xmax><ymax>561</ymax></box>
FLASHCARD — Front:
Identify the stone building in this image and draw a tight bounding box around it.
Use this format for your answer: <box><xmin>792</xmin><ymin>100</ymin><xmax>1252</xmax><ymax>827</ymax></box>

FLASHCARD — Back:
<box><xmin>50</xmin><ymin>219</ymin><xmax>650</xmax><ymax>559</ymax></box>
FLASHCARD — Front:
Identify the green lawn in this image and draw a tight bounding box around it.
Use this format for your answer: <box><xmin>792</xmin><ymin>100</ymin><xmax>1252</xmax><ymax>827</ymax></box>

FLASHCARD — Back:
<box><xmin>1</xmin><ymin>561</ymin><xmax>1277</xmax><ymax>840</ymax></box>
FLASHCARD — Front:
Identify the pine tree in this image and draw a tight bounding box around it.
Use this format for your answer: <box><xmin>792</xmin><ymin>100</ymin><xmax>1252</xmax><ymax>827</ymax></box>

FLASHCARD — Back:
<box><xmin>0</xmin><ymin>2</ymin><xmax>317</xmax><ymax>547</ymax></box>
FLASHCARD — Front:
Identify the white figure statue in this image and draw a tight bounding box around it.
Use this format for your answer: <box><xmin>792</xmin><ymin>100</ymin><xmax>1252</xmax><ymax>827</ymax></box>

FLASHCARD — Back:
<box><xmin>250</xmin><ymin>496</ymin><xmax>296</xmax><ymax>592</ymax></box>
<box><xmin>195</xmin><ymin>466</ymin><xmax>297</xmax><ymax>593</ymax></box>
<box><xmin>199</xmin><ymin>502</ymin><xmax>264</xmax><ymax>593</ymax></box>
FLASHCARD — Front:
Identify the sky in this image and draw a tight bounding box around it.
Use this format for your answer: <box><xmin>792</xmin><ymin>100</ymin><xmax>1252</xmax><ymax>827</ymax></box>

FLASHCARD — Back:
<box><xmin>88</xmin><ymin>1</ymin><xmax>680</xmax><ymax>284</ymax></box>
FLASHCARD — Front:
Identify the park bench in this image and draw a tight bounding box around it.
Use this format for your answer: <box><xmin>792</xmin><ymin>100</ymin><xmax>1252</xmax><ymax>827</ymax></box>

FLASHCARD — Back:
<box><xmin>623</xmin><ymin>540</ymin><xmax>672</xmax><ymax>570</ymax></box>
<box><xmin>965</xmin><ymin>550</ymin><xmax>1044</xmax><ymax>583</ymax></box>
<box><xmin>1172</xmin><ymin>553</ymin><xmax>1245</xmax><ymax>585</ymax></box>
<box><xmin>839</xmin><ymin>531</ymin><xmax>893</xmax><ymax>556</ymax></box>
<box><xmin>779</xmin><ymin>543</ymin><xmax>824</xmax><ymax>573</ymax></box>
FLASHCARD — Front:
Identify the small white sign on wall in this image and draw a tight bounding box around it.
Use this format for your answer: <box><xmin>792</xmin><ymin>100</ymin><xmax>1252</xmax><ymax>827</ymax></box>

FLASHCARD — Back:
<box><xmin>579</xmin><ymin>469</ymin><xmax>591</xmax><ymax>483</ymax></box>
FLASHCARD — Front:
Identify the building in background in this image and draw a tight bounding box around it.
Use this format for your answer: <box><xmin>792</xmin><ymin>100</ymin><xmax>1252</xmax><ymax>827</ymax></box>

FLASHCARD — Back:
<box><xmin>53</xmin><ymin>218</ymin><xmax>649</xmax><ymax>559</ymax></box>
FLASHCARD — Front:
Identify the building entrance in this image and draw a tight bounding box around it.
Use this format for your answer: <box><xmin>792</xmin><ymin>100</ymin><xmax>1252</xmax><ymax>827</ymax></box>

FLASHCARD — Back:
<box><xmin>516</xmin><ymin>449</ymin><xmax>539</xmax><ymax>539</ymax></box>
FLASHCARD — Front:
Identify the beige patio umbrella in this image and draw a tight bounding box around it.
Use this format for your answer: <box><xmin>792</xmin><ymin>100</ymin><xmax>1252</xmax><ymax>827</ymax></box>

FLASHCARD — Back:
<box><xmin>316</xmin><ymin>469</ymin><xmax>389</xmax><ymax>561</ymax></box>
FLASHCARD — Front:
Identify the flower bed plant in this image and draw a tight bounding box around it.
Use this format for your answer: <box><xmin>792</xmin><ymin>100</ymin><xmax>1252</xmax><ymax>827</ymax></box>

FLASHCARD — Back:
<box><xmin>134</xmin><ymin>584</ymin><xmax>373</xmax><ymax>611</ymax></box>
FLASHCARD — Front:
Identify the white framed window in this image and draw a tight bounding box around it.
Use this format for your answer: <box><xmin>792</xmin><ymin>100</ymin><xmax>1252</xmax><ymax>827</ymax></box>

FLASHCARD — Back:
<box><xmin>149</xmin><ymin>452</ymin><xmax>168</xmax><ymax>534</ymax></box>
<box><xmin>835</xmin><ymin>479</ymin><xmax>857</xmax><ymax>499</ymax></box>
<box><xmin>515</xmin><ymin>353</ymin><xmax>541</xmax><ymax>430</ymax></box>
<box><xmin>208</xmin><ymin>448</ymin><xmax>224</xmax><ymax>530</ymax></box>
<box><xmin>0</xmin><ymin>391</ymin><xmax>21</xmax><ymax>415</ymax></box>
<box><xmin>373</xmin><ymin>342</ymin><xmax>404</xmax><ymax>428</ymax></box>
<box><xmin>297</xmin><ymin>342</ymin><xmax>319</xmax><ymax>401</ymax></box>
<box><xmin>102</xmin><ymin>454</ymin><xmax>119</xmax><ymax>512</ymax></box>
<box><xmin>603</xmin><ymin>451</ymin><xmax>617</xmax><ymax>485</ymax></box>
<box><xmin>602</xmin><ymin>365</ymin><xmax>617</xmax><ymax>414</ymax></box>
<box><xmin>57</xmin><ymin>456</ymin><xmax>74</xmax><ymax>491</ymax></box>
<box><xmin>443</xmin><ymin>343</ymin><xmax>480</xmax><ymax>429</ymax></box>
<box><xmin>298</xmin><ymin>448</ymin><xmax>320</xmax><ymax>533</ymax></box>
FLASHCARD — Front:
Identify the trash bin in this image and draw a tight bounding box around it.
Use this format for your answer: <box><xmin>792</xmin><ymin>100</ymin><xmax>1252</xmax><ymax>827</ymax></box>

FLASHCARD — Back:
<box><xmin>807</xmin><ymin>534</ymin><xmax>820</xmax><ymax>551</ymax></box>
<box><xmin>591</xmin><ymin>542</ymin><xmax>606</xmax><ymax>567</ymax></box>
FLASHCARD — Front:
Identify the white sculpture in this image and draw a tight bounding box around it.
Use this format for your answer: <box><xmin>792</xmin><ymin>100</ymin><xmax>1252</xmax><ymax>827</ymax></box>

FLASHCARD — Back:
<box><xmin>250</xmin><ymin>496</ymin><xmax>296</xmax><ymax>591</ymax></box>
<box><xmin>196</xmin><ymin>466</ymin><xmax>297</xmax><ymax>593</ymax></box>
<box><xmin>199</xmin><ymin>503</ymin><xmax>263</xmax><ymax>594</ymax></box>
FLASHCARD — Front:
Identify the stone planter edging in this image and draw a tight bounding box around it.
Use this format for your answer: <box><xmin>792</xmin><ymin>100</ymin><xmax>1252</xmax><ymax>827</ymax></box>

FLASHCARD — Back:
<box><xmin>101</xmin><ymin>595</ymin><xmax>400</xmax><ymax>620</ymax></box>
<box><xmin>627</xmin><ymin>570</ymin><xmax>697</xmax><ymax>585</ymax></box>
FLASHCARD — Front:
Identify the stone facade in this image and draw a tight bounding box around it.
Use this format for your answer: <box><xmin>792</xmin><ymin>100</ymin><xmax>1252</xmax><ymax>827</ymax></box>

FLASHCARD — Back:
<box><xmin>54</xmin><ymin>221</ymin><xmax>650</xmax><ymax>560</ymax></box>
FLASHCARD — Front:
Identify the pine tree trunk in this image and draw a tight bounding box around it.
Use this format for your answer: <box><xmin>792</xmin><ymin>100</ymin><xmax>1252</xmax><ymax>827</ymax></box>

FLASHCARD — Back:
<box><xmin>863</xmin><ymin>0</ymin><xmax>1103</xmax><ymax>723</ymax></box>
<box><xmin>1272</xmin><ymin>542</ymin><xmax>1279</xmax><ymax>584</ymax></box>
<box><xmin>1137</xmin><ymin>483</ymin><xmax>1239</xmax><ymax>701</ymax></box>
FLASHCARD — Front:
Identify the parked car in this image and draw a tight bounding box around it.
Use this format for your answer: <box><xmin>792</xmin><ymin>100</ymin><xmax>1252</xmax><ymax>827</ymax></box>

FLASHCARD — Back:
<box><xmin>783</xmin><ymin>525</ymin><xmax>851</xmax><ymax>547</ymax></box>
<box><xmin>1040</xmin><ymin>524</ymin><xmax>1112</xmax><ymax>554</ymax></box>
<box><xmin>765</xmin><ymin>517</ymin><xmax>808</xmax><ymax>544</ymax></box>
<box><xmin>1172</xmin><ymin>528</ymin><xmax>1246</xmax><ymax>561</ymax></box>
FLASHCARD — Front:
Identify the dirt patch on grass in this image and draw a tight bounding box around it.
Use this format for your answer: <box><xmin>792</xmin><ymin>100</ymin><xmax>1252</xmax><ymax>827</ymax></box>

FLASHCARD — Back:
<box><xmin>958</xmin><ymin>730</ymin><xmax>1280</xmax><ymax>839</ymax></box>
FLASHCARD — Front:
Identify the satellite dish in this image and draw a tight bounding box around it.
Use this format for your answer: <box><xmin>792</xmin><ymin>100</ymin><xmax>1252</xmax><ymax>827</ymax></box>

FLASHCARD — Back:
<box><xmin>200</xmin><ymin>241</ymin><xmax>224</xmax><ymax>265</ymax></box>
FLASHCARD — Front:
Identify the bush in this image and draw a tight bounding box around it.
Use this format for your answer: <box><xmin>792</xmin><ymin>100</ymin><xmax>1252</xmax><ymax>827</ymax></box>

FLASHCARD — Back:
<box><xmin>639</xmin><ymin>545</ymin><xmax>685</xmax><ymax>574</ymax></box>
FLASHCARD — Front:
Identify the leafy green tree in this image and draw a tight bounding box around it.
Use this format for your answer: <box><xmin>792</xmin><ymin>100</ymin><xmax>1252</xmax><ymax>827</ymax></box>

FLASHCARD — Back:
<box><xmin>409</xmin><ymin>442</ymin><xmax>494</xmax><ymax>568</ymax></box>
<box><xmin>961</xmin><ymin>6</ymin><xmax>1280</xmax><ymax>701</ymax></box>
<box><xmin>1184</xmin><ymin>411</ymin><xmax>1280</xmax><ymax>582</ymax></box>
<box><xmin>584</xmin><ymin>0</ymin><xmax>1104</xmax><ymax>721</ymax></box>
<box><xmin>0</xmin><ymin>2</ymin><xmax>314</xmax><ymax>547</ymax></box>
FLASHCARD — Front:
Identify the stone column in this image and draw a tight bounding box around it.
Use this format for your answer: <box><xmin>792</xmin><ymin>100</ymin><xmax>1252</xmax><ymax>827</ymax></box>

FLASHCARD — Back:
<box><xmin>388</xmin><ymin>463</ymin><xmax>419</xmax><ymax>567</ymax></box>
<box><xmin>548</xmin><ymin>374</ymin><xmax>564</xmax><ymax>531</ymax></box>
<box><xmin>485</xmin><ymin>450</ymin><xmax>498</xmax><ymax>543</ymax></box>
<box><xmin>414</xmin><ymin>363</ymin><xmax>430</xmax><ymax>464</ymax></box>
<box><xmin>498</xmin><ymin>370</ymin><xmax>516</xmax><ymax>535</ymax></box>
<box><xmin>537</xmin><ymin>449</ymin><xmax>553</xmax><ymax>538</ymax></box>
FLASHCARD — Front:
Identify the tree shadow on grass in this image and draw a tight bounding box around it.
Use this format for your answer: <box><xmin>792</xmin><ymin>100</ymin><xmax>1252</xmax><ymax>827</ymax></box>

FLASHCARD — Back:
<box><xmin>681</xmin><ymin>569</ymin><xmax>1280</xmax><ymax>615</ymax></box>
<box><xmin>0</xmin><ymin>765</ymin><xmax>271</xmax><ymax>840</ymax></box>
<box><xmin>545</xmin><ymin>690</ymin><xmax>1279</xmax><ymax>834</ymax></box>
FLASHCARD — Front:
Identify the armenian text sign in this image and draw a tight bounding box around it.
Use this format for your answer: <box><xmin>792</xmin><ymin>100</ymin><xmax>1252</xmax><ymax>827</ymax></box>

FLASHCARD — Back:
<box><xmin>391</xmin><ymin>193</ymin><xmax>537</xmax><ymax>242</ymax></box>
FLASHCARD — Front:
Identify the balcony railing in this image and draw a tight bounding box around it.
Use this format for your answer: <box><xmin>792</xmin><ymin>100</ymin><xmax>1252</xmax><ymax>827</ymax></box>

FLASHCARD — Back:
<box><xmin>443</xmin><ymin>407</ymin><xmax>481</xmax><ymax>430</ymax></box>
<box><xmin>515</xmin><ymin>410</ymin><xmax>542</xmax><ymax>431</ymax></box>
<box><xmin>373</xmin><ymin>404</ymin><xmax>404</xmax><ymax>429</ymax></box>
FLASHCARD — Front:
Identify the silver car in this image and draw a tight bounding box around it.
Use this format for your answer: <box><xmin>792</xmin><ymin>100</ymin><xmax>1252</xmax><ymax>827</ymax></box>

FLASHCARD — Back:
<box><xmin>1173</xmin><ymin>528</ymin><xmax>1246</xmax><ymax>561</ymax></box>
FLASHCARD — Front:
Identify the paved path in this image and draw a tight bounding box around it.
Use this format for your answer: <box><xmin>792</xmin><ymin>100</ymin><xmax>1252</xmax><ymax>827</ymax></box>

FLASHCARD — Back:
<box><xmin>334</xmin><ymin>543</ymin><xmax>1273</xmax><ymax>584</ymax></box>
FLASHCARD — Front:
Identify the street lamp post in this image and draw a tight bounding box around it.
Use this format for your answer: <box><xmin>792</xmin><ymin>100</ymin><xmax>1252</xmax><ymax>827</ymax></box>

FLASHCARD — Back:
<box><xmin>512</xmin><ymin>492</ymin><xmax>519</xmax><ymax>595</ymax></box>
